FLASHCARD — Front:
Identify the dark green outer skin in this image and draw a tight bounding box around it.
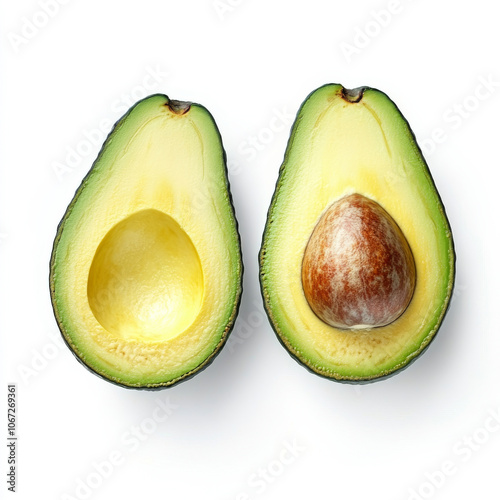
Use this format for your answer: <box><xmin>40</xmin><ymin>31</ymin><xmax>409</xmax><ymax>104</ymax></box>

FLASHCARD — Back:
<box><xmin>49</xmin><ymin>94</ymin><xmax>243</xmax><ymax>390</ymax></box>
<box><xmin>259</xmin><ymin>84</ymin><xmax>456</xmax><ymax>384</ymax></box>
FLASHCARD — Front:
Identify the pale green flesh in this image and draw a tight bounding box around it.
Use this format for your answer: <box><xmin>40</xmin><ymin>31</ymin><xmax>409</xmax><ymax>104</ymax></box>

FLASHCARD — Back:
<box><xmin>51</xmin><ymin>95</ymin><xmax>242</xmax><ymax>387</ymax></box>
<box><xmin>260</xmin><ymin>84</ymin><xmax>455</xmax><ymax>381</ymax></box>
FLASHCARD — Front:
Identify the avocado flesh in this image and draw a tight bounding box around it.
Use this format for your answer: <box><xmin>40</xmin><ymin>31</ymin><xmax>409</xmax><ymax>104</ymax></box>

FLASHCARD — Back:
<box><xmin>50</xmin><ymin>94</ymin><xmax>242</xmax><ymax>388</ymax></box>
<box><xmin>260</xmin><ymin>84</ymin><xmax>455</xmax><ymax>382</ymax></box>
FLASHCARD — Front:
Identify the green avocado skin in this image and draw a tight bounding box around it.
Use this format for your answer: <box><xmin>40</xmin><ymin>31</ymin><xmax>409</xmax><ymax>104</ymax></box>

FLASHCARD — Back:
<box><xmin>50</xmin><ymin>94</ymin><xmax>243</xmax><ymax>390</ymax></box>
<box><xmin>259</xmin><ymin>84</ymin><xmax>456</xmax><ymax>383</ymax></box>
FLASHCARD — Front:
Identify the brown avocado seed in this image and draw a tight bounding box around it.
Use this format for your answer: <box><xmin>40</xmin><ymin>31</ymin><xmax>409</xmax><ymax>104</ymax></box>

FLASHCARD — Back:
<box><xmin>301</xmin><ymin>194</ymin><xmax>416</xmax><ymax>329</ymax></box>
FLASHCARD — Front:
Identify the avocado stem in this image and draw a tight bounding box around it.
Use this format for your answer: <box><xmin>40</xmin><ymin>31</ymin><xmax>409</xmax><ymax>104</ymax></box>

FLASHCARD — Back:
<box><xmin>341</xmin><ymin>87</ymin><xmax>365</xmax><ymax>103</ymax></box>
<box><xmin>167</xmin><ymin>100</ymin><xmax>191</xmax><ymax>114</ymax></box>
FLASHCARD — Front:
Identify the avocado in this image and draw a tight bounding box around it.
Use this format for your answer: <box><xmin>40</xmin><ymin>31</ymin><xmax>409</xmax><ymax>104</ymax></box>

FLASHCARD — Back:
<box><xmin>50</xmin><ymin>94</ymin><xmax>242</xmax><ymax>389</ymax></box>
<box><xmin>259</xmin><ymin>84</ymin><xmax>455</xmax><ymax>382</ymax></box>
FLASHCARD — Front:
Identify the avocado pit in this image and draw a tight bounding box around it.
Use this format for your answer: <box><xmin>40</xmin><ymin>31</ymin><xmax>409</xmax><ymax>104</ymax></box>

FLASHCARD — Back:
<box><xmin>302</xmin><ymin>194</ymin><xmax>416</xmax><ymax>329</ymax></box>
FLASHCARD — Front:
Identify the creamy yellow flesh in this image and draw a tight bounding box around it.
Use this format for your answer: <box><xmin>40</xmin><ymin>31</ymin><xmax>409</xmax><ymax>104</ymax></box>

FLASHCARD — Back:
<box><xmin>261</xmin><ymin>85</ymin><xmax>454</xmax><ymax>379</ymax></box>
<box><xmin>52</xmin><ymin>96</ymin><xmax>241</xmax><ymax>386</ymax></box>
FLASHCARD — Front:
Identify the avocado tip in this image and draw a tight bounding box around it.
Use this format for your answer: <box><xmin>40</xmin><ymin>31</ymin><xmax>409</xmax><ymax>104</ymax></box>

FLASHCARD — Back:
<box><xmin>341</xmin><ymin>86</ymin><xmax>365</xmax><ymax>103</ymax></box>
<box><xmin>167</xmin><ymin>100</ymin><xmax>191</xmax><ymax>114</ymax></box>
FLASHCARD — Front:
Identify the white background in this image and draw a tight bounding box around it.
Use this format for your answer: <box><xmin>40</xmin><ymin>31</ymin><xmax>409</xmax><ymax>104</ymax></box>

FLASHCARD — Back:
<box><xmin>1</xmin><ymin>1</ymin><xmax>499</xmax><ymax>499</ymax></box>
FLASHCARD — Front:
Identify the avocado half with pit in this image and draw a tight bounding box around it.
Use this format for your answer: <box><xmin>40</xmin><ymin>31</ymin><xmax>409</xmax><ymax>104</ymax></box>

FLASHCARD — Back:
<box><xmin>50</xmin><ymin>95</ymin><xmax>242</xmax><ymax>389</ymax></box>
<box><xmin>259</xmin><ymin>84</ymin><xmax>455</xmax><ymax>382</ymax></box>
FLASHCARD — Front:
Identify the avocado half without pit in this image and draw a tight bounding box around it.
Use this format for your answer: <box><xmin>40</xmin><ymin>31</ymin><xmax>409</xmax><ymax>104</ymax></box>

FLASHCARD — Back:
<box><xmin>259</xmin><ymin>84</ymin><xmax>455</xmax><ymax>382</ymax></box>
<box><xmin>50</xmin><ymin>95</ymin><xmax>242</xmax><ymax>389</ymax></box>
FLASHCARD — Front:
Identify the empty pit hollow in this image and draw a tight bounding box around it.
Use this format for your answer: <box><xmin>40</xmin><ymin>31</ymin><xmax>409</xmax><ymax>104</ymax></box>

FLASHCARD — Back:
<box><xmin>87</xmin><ymin>209</ymin><xmax>204</xmax><ymax>342</ymax></box>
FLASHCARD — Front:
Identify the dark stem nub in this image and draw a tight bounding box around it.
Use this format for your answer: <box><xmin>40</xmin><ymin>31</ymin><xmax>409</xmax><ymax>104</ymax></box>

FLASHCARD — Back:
<box><xmin>341</xmin><ymin>86</ymin><xmax>365</xmax><ymax>103</ymax></box>
<box><xmin>167</xmin><ymin>99</ymin><xmax>191</xmax><ymax>115</ymax></box>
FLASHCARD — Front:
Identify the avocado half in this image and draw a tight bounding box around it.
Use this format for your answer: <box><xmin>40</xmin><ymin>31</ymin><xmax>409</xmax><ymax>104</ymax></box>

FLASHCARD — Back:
<box><xmin>259</xmin><ymin>84</ymin><xmax>455</xmax><ymax>383</ymax></box>
<box><xmin>50</xmin><ymin>94</ymin><xmax>242</xmax><ymax>389</ymax></box>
